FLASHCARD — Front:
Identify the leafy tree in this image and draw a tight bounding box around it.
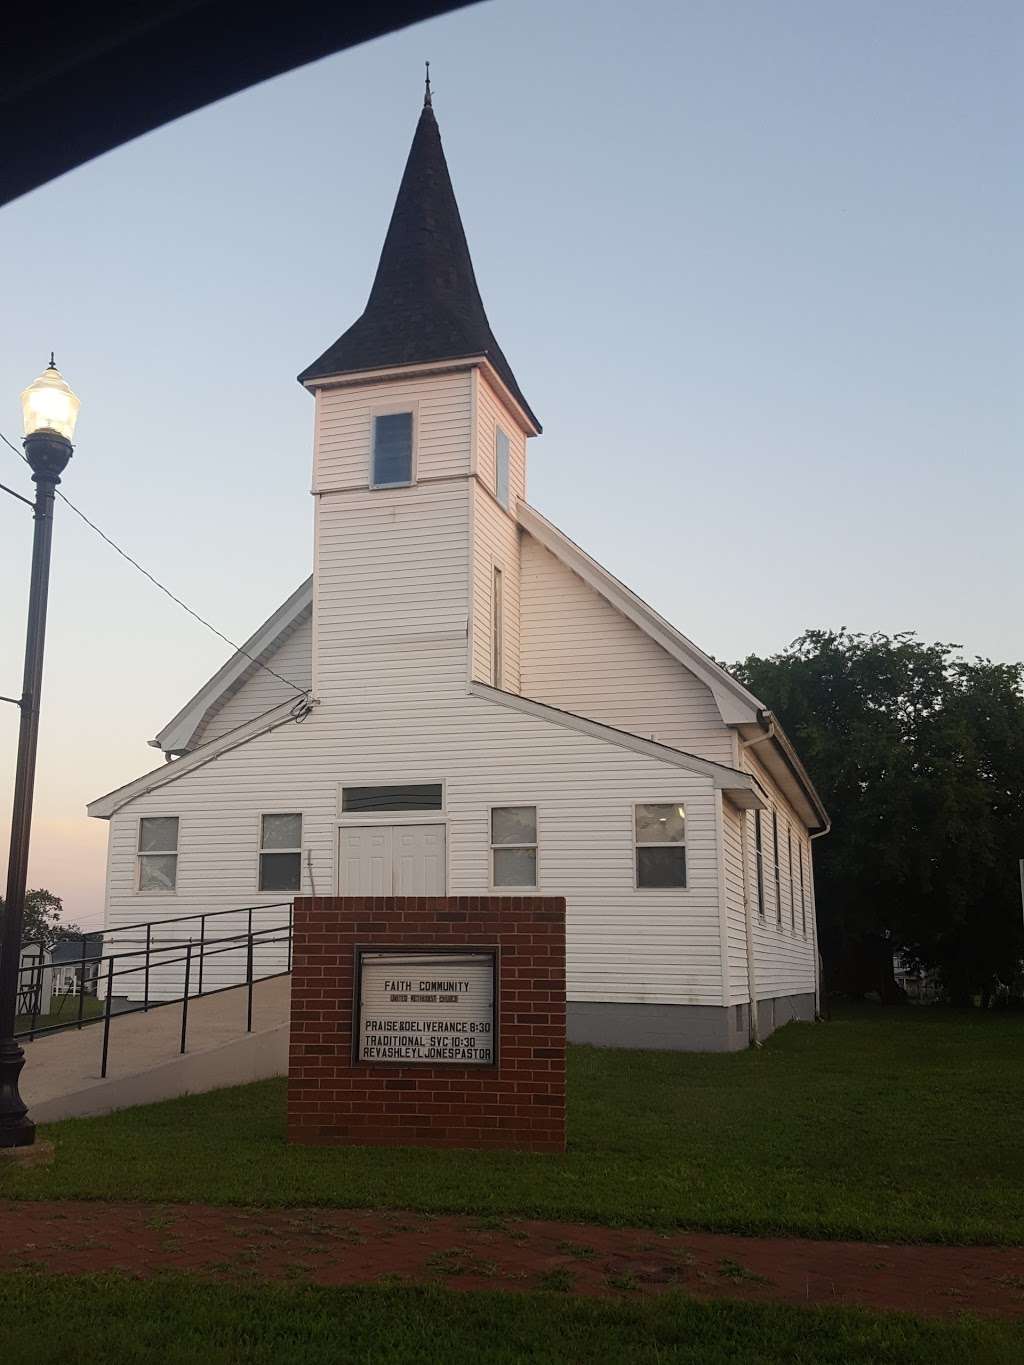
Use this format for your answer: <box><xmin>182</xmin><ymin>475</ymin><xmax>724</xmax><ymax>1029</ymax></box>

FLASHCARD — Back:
<box><xmin>734</xmin><ymin>631</ymin><xmax>1024</xmax><ymax>1004</ymax></box>
<box><xmin>0</xmin><ymin>888</ymin><xmax>81</xmax><ymax>952</ymax></box>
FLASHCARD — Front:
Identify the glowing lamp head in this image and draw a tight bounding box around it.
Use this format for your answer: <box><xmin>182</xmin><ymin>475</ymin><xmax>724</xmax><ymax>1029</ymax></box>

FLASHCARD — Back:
<box><xmin>20</xmin><ymin>355</ymin><xmax>80</xmax><ymax>443</ymax></box>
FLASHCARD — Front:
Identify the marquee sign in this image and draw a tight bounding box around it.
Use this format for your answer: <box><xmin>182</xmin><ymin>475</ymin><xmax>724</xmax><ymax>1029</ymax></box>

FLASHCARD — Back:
<box><xmin>356</xmin><ymin>950</ymin><xmax>496</xmax><ymax>1066</ymax></box>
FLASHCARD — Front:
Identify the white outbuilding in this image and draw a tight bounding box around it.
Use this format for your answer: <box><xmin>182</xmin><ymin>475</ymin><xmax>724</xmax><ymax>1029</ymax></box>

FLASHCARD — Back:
<box><xmin>89</xmin><ymin>87</ymin><xmax>829</xmax><ymax>1051</ymax></box>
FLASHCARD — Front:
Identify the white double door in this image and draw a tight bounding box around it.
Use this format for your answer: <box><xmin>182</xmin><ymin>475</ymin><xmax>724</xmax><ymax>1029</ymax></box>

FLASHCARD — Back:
<box><xmin>339</xmin><ymin>824</ymin><xmax>446</xmax><ymax>895</ymax></box>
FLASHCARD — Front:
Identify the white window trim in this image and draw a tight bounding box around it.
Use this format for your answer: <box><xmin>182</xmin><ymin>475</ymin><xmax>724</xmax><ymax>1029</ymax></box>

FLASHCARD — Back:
<box><xmin>488</xmin><ymin>803</ymin><xmax>539</xmax><ymax>892</ymax></box>
<box><xmin>492</xmin><ymin>565</ymin><xmax>503</xmax><ymax>690</ymax></box>
<box><xmin>771</xmin><ymin>807</ymin><xmax>783</xmax><ymax>929</ymax></box>
<box><xmin>799</xmin><ymin>840</ymin><xmax>808</xmax><ymax>938</ymax></box>
<box><xmin>753</xmin><ymin>810</ymin><xmax>766</xmax><ymax>920</ymax></box>
<box><xmin>633</xmin><ymin>801</ymin><xmax>688</xmax><ymax>892</ymax></box>
<box><xmin>135</xmin><ymin>815</ymin><xmax>179</xmax><ymax>894</ymax></box>
<box><xmin>257</xmin><ymin>812</ymin><xmax>303</xmax><ymax>895</ymax></box>
<box><xmin>336</xmin><ymin>779</ymin><xmax>447</xmax><ymax>821</ymax></box>
<box><xmin>495</xmin><ymin>425</ymin><xmax>511</xmax><ymax>509</ymax></box>
<box><xmin>369</xmin><ymin>401</ymin><xmax>419</xmax><ymax>490</ymax></box>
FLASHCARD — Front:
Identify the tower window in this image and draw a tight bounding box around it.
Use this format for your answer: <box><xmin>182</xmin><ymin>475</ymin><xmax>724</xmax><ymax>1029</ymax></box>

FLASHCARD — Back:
<box><xmin>372</xmin><ymin>411</ymin><xmax>413</xmax><ymax>487</ymax></box>
<box><xmin>495</xmin><ymin>428</ymin><xmax>510</xmax><ymax>508</ymax></box>
<box><xmin>492</xmin><ymin>566</ymin><xmax>503</xmax><ymax>688</ymax></box>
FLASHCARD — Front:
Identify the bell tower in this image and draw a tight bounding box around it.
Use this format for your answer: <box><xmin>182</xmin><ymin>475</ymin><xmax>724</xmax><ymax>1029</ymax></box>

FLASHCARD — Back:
<box><xmin>298</xmin><ymin>79</ymin><xmax>540</xmax><ymax>708</ymax></box>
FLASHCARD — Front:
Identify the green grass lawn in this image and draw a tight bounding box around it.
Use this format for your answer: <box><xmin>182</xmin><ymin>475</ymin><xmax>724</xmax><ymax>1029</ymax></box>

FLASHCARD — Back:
<box><xmin>1</xmin><ymin>1274</ymin><xmax>1019</xmax><ymax>1365</ymax></box>
<box><xmin>4</xmin><ymin>1005</ymin><xmax>1023</xmax><ymax>1244</ymax></box>
<box><xmin>16</xmin><ymin>994</ymin><xmax>103</xmax><ymax>1033</ymax></box>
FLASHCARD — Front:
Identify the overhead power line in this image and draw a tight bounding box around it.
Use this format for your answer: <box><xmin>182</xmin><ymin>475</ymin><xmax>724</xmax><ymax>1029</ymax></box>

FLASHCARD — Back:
<box><xmin>1</xmin><ymin>429</ymin><xmax>310</xmax><ymax>700</ymax></box>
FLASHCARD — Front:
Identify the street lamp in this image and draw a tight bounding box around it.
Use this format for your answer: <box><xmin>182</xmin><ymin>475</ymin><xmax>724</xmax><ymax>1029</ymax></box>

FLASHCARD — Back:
<box><xmin>0</xmin><ymin>356</ymin><xmax>79</xmax><ymax>1149</ymax></box>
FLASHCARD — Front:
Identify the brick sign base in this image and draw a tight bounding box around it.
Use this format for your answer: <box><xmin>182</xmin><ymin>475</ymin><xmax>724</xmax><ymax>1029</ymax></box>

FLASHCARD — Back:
<box><xmin>287</xmin><ymin>897</ymin><xmax>566</xmax><ymax>1153</ymax></box>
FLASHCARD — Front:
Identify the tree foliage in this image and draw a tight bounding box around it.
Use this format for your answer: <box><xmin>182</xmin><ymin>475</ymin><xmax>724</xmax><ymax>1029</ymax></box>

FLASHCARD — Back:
<box><xmin>0</xmin><ymin>888</ymin><xmax>80</xmax><ymax>952</ymax></box>
<box><xmin>734</xmin><ymin>630</ymin><xmax>1024</xmax><ymax>1003</ymax></box>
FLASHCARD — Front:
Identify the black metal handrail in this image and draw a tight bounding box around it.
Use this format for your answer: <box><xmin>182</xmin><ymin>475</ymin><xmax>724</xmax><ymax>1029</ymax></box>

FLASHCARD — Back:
<box><xmin>15</xmin><ymin>901</ymin><xmax>293</xmax><ymax>1078</ymax></box>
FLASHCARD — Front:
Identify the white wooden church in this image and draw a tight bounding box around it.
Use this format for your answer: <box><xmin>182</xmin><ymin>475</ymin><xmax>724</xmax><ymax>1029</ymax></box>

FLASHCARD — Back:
<box><xmin>89</xmin><ymin>85</ymin><xmax>829</xmax><ymax>1051</ymax></box>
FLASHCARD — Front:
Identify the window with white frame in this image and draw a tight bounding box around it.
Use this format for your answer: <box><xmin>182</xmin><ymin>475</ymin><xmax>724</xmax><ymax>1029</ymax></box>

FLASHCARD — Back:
<box><xmin>137</xmin><ymin>817</ymin><xmax>179</xmax><ymax>892</ymax></box>
<box><xmin>799</xmin><ymin>842</ymin><xmax>807</xmax><ymax>936</ymax></box>
<box><xmin>259</xmin><ymin>813</ymin><xmax>302</xmax><ymax>892</ymax></box>
<box><xmin>787</xmin><ymin>826</ymin><xmax>795</xmax><ymax>930</ymax></box>
<box><xmin>495</xmin><ymin>427</ymin><xmax>510</xmax><ymax>508</ymax></box>
<box><xmin>634</xmin><ymin>803</ymin><xmax>686</xmax><ymax>888</ymax></box>
<box><xmin>491</xmin><ymin>806</ymin><xmax>537</xmax><ymax>887</ymax></box>
<box><xmin>772</xmin><ymin>810</ymin><xmax>782</xmax><ymax>925</ymax></box>
<box><xmin>492</xmin><ymin>566</ymin><xmax>503</xmax><ymax>688</ymax></box>
<box><xmin>754</xmin><ymin>810</ymin><xmax>766</xmax><ymax>918</ymax></box>
<box><xmin>371</xmin><ymin>411</ymin><xmax>413</xmax><ymax>487</ymax></box>
<box><xmin>342</xmin><ymin>784</ymin><xmax>443</xmax><ymax>812</ymax></box>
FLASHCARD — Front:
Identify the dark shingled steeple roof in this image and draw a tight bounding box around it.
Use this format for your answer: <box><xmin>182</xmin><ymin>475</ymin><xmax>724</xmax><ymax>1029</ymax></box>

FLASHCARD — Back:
<box><xmin>298</xmin><ymin>89</ymin><xmax>540</xmax><ymax>432</ymax></box>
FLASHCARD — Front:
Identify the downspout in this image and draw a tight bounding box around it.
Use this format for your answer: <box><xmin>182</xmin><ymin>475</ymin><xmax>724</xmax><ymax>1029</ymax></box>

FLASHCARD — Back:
<box><xmin>738</xmin><ymin>811</ymin><xmax>760</xmax><ymax>1047</ymax></box>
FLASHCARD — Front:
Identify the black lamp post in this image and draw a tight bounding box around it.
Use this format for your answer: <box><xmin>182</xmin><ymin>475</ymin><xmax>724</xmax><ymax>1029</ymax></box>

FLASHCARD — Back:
<box><xmin>0</xmin><ymin>356</ymin><xmax>79</xmax><ymax>1149</ymax></box>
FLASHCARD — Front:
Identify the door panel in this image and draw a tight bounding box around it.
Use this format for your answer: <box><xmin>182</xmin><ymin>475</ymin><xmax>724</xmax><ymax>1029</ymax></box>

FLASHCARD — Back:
<box><xmin>393</xmin><ymin>824</ymin><xmax>446</xmax><ymax>895</ymax></box>
<box><xmin>340</xmin><ymin>826</ymin><xmax>392</xmax><ymax>895</ymax></box>
<box><xmin>338</xmin><ymin>825</ymin><xmax>445</xmax><ymax>895</ymax></box>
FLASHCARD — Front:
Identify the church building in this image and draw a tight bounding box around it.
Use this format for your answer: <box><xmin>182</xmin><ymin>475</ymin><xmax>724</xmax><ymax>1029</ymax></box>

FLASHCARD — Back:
<box><xmin>88</xmin><ymin>83</ymin><xmax>829</xmax><ymax>1051</ymax></box>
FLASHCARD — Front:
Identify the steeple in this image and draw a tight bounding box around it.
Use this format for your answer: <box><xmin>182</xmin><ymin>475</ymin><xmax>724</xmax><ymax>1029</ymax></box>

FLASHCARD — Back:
<box><xmin>298</xmin><ymin>82</ymin><xmax>540</xmax><ymax>432</ymax></box>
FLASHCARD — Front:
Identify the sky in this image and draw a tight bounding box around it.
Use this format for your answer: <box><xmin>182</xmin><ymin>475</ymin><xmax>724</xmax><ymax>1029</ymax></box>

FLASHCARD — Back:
<box><xmin>1</xmin><ymin>0</ymin><xmax>1020</xmax><ymax>929</ymax></box>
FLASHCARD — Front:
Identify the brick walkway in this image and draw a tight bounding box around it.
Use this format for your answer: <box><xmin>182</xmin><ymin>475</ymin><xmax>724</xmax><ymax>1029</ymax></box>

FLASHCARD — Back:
<box><xmin>3</xmin><ymin>1200</ymin><xmax>1023</xmax><ymax>1319</ymax></box>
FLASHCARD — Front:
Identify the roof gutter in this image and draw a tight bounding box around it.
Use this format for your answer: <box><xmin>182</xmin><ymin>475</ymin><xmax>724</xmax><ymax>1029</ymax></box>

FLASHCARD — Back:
<box><xmin>742</xmin><ymin>712</ymin><xmax>830</xmax><ymax>836</ymax></box>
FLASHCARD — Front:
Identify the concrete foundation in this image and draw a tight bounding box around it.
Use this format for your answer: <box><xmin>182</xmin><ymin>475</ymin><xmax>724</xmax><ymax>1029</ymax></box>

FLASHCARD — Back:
<box><xmin>568</xmin><ymin>992</ymin><xmax>815</xmax><ymax>1052</ymax></box>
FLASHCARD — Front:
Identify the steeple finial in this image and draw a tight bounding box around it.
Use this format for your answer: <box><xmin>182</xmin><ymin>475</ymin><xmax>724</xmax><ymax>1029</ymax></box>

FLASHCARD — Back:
<box><xmin>424</xmin><ymin>61</ymin><xmax>432</xmax><ymax>108</ymax></box>
<box><xmin>48</xmin><ymin>352</ymin><xmax>56</xmax><ymax>370</ymax></box>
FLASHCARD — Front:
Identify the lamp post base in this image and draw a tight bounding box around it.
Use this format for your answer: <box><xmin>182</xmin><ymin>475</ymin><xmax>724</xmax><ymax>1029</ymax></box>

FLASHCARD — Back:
<box><xmin>0</xmin><ymin>1039</ymin><xmax>35</xmax><ymax>1148</ymax></box>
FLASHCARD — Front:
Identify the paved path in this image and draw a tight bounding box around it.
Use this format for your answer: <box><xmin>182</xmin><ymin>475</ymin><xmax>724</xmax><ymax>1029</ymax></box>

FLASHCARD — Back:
<box><xmin>19</xmin><ymin>976</ymin><xmax>291</xmax><ymax>1110</ymax></box>
<box><xmin>2</xmin><ymin>1200</ymin><xmax>1023</xmax><ymax>1319</ymax></box>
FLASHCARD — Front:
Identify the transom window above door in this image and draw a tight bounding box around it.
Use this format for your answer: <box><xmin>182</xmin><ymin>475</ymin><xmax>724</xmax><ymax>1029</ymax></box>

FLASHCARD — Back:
<box><xmin>371</xmin><ymin>411</ymin><xmax>413</xmax><ymax>487</ymax></box>
<box><xmin>342</xmin><ymin>783</ymin><xmax>443</xmax><ymax>813</ymax></box>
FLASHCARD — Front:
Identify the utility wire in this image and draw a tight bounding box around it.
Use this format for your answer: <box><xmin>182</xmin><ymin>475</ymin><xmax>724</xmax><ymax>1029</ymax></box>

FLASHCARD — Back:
<box><xmin>1</xmin><ymin>429</ymin><xmax>310</xmax><ymax>701</ymax></box>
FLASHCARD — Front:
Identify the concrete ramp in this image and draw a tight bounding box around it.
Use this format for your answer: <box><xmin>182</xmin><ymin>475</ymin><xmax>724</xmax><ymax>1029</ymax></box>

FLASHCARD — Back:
<box><xmin>20</xmin><ymin>974</ymin><xmax>291</xmax><ymax>1122</ymax></box>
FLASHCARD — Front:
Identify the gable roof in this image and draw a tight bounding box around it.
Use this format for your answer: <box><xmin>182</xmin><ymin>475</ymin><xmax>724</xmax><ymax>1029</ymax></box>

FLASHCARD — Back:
<box><xmin>152</xmin><ymin>577</ymin><xmax>311</xmax><ymax>754</ymax></box>
<box><xmin>469</xmin><ymin>682</ymin><xmax>763</xmax><ymax>806</ymax></box>
<box><xmin>517</xmin><ymin>502</ymin><xmax>829</xmax><ymax>832</ymax></box>
<box><xmin>90</xmin><ymin>675</ymin><xmax>763</xmax><ymax>822</ymax></box>
<box><xmin>90</xmin><ymin>695</ymin><xmax>307</xmax><ymax>819</ymax></box>
<box><xmin>297</xmin><ymin>94</ymin><xmax>540</xmax><ymax>434</ymax></box>
<box><xmin>517</xmin><ymin>501</ymin><xmax>764</xmax><ymax>725</ymax></box>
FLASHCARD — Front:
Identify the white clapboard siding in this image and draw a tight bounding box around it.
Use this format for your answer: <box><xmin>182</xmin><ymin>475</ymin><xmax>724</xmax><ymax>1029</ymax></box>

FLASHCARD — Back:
<box><xmin>471</xmin><ymin>481</ymin><xmax>522</xmax><ymax>691</ymax></box>
<box><xmin>721</xmin><ymin>748</ymin><xmax>817</xmax><ymax>1004</ymax></box>
<box><xmin>104</xmin><ymin>666</ymin><xmax>726</xmax><ymax>1007</ymax></box>
<box><xmin>721</xmin><ymin>798</ymin><xmax>751</xmax><ymax>1006</ymax></box>
<box><xmin>520</xmin><ymin>536</ymin><xmax>736</xmax><ymax>764</ymax></box>
<box><xmin>315</xmin><ymin>482</ymin><xmax>470</xmax><ymax>702</ymax></box>
<box><xmin>192</xmin><ymin>609</ymin><xmax>313</xmax><ymax>748</ymax></box>
<box><xmin>315</xmin><ymin>369</ymin><xmax>473</xmax><ymax>489</ymax></box>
